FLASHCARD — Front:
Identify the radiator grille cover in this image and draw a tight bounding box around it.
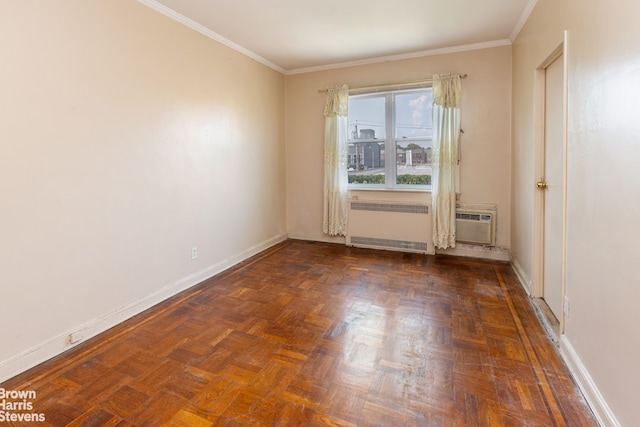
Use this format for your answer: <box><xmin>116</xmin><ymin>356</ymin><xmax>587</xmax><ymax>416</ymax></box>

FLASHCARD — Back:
<box><xmin>346</xmin><ymin>200</ymin><xmax>433</xmax><ymax>255</ymax></box>
<box><xmin>349</xmin><ymin>236</ymin><xmax>429</xmax><ymax>252</ymax></box>
<box><xmin>350</xmin><ymin>202</ymin><xmax>428</xmax><ymax>214</ymax></box>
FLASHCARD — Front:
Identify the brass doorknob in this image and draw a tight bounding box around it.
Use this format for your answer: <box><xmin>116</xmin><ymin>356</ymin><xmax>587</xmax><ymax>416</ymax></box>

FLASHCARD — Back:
<box><xmin>536</xmin><ymin>181</ymin><xmax>548</xmax><ymax>189</ymax></box>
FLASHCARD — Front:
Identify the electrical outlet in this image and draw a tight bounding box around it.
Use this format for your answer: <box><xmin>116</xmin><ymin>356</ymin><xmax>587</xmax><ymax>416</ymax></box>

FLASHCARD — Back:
<box><xmin>191</xmin><ymin>247</ymin><xmax>198</xmax><ymax>260</ymax></box>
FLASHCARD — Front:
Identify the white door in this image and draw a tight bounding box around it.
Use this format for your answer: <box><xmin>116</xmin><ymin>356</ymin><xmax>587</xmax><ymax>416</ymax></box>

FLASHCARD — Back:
<box><xmin>542</xmin><ymin>54</ymin><xmax>564</xmax><ymax>320</ymax></box>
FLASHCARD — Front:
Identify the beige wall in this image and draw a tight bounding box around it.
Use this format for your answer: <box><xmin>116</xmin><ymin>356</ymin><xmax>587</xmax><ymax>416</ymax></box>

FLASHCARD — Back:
<box><xmin>512</xmin><ymin>0</ymin><xmax>640</xmax><ymax>424</ymax></box>
<box><xmin>286</xmin><ymin>47</ymin><xmax>512</xmax><ymax>249</ymax></box>
<box><xmin>0</xmin><ymin>1</ymin><xmax>286</xmax><ymax>379</ymax></box>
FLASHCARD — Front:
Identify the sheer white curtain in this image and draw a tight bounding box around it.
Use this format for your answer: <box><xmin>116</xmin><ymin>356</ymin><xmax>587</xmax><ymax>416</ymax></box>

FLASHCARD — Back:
<box><xmin>431</xmin><ymin>74</ymin><xmax>462</xmax><ymax>249</ymax></box>
<box><xmin>323</xmin><ymin>84</ymin><xmax>349</xmax><ymax>236</ymax></box>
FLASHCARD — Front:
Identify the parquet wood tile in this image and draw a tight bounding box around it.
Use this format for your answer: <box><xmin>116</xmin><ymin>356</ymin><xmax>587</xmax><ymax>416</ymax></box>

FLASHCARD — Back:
<box><xmin>1</xmin><ymin>240</ymin><xmax>597</xmax><ymax>426</ymax></box>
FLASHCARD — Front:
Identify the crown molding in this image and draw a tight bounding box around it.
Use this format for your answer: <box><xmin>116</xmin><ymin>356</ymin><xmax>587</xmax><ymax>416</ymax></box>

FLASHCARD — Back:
<box><xmin>285</xmin><ymin>40</ymin><xmax>512</xmax><ymax>75</ymax></box>
<box><xmin>137</xmin><ymin>0</ymin><xmax>286</xmax><ymax>74</ymax></box>
<box><xmin>510</xmin><ymin>0</ymin><xmax>539</xmax><ymax>42</ymax></box>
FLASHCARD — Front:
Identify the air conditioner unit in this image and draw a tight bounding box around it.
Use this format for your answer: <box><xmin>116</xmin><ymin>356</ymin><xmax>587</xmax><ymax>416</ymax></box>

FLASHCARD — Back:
<box><xmin>455</xmin><ymin>209</ymin><xmax>496</xmax><ymax>246</ymax></box>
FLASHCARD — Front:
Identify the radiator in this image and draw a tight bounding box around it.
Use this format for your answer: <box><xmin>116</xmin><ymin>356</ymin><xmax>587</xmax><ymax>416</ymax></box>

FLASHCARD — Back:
<box><xmin>346</xmin><ymin>200</ymin><xmax>434</xmax><ymax>254</ymax></box>
<box><xmin>455</xmin><ymin>209</ymin><xmax>496</xmax><ymax>246</ymax></box>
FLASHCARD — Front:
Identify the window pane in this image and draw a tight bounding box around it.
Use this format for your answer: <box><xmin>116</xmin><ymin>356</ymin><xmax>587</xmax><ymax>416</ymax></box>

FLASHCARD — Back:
<box><xmin>348</xmin><ymin>95</ymin><xmax>385</xmax><ymax>184</ymax></box>
<box><xmin>348</xmin><ymin>95</ymin><xmax>385</xmax><ymax>141</ymax></box>
<box><xmin>395</xmin><ymin>90</ymin><xmax>432</xmax><ymax>185</ymax></box>
<box><xmin>395</xmin><ymin>91</ymin><xmax>432</xmax><ymax>139</ymax></box>
<box><xmin>396</xmin><ymin>139</ymin><xmax>432</xmax><ymax>186</ymax></box>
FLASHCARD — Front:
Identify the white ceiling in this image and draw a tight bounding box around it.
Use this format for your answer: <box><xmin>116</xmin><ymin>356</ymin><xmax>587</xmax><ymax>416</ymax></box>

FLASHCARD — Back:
<box><xmin>140</xmin><ymin>0</ymin><xmax>536</xmax><ymax>74</ymax></box>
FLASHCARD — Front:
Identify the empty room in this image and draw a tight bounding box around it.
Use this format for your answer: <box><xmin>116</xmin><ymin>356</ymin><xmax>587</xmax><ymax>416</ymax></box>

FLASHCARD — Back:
<box><xmin>1</xmin><ymin>0</ymin><xmax>638</xmax><ymax>425</ymax></box>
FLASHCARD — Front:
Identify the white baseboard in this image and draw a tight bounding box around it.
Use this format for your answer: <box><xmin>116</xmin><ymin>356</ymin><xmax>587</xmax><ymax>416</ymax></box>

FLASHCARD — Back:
<box><xmin>559</xmin><ymin>335</ymin><xmax>620</xmax><ymax>427</ymax></box>
<box><xmin>287</xmin><ymin>232</ymin><xmax>346</xmax><ymax>245</ymax></box>
<box><xmin>0</xmin><ymin>233</ymin><xmax>287</xmax><ymax>383</ymax></box>
<box><xmin>510</xmin><ymin>256</ymin><xmax>532</xmax><ymax>296</ymax></box>
<box><xmin>289</xmin><ymin>234</ymin><xmax>511</xmax><ymax>262</ymax></box>
<box><xmin>435</xmin><ymin>243</ymin><xmax>511</xmax><ymax>262</ymax></box>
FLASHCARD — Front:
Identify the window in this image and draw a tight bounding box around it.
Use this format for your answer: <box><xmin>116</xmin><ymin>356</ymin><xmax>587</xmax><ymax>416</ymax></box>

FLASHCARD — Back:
<box><xmin>348</xmin><ymin>88</ymin><xmax>433</xmax><ymax>189</ymax></box>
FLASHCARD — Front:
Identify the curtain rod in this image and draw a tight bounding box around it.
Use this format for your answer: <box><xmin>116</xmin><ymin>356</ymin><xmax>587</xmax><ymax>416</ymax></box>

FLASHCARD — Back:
<box><xmin>318</xmin><ymin>74</ymin><xmax>467</xmax><ymax>93</ymax></box>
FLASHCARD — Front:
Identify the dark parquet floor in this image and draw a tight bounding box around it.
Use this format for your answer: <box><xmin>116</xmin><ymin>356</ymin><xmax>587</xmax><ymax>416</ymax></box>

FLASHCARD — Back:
<box><xmin>1</xmin><ymin>240</ymin><xmax>597</xmax><ymax>426</ymax></box>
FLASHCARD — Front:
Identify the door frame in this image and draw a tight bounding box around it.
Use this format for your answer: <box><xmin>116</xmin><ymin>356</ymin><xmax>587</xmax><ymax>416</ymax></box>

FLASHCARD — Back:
<box><xmin>533</xmin><ymin>33</ymin><xmax>568</xmax><ymax>333</ymax></box>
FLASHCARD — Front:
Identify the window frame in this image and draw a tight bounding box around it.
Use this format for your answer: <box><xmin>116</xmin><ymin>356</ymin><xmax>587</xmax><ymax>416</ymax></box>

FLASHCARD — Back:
<box><xmin>347</xmin><ymin>87</ymin><xmax>433</xmax><ymax>191</ymax></box>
